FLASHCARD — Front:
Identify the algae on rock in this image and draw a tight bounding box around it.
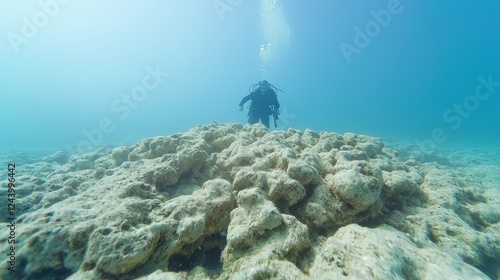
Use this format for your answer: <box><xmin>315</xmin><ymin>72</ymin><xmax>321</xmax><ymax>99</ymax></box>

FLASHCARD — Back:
<box><xmin>0</xmin><ymin>122</ymin><xmax>498</xmax><ymax>280</ymax></box>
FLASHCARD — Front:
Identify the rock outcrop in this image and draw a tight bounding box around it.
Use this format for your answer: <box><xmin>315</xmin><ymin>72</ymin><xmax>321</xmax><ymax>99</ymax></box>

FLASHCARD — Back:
<box><xmin>0</xmin><ymin>123</ymin><xmax>497</xmax><ymax>279</ymax></box>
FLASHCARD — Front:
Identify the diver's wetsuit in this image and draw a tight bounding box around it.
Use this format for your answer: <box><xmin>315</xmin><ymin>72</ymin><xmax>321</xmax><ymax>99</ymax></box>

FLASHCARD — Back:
<box><xmin>239</xmin><ymin>88</ymin><xmax>280</xmax><ymax>128</ymax></box>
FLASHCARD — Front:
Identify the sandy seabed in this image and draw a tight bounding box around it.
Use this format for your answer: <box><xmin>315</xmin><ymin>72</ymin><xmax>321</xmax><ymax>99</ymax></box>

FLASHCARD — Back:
<box><xmin>1</xmin><ymin>123</ymin><xmax>499</xmax><ymax>280</ymax></box>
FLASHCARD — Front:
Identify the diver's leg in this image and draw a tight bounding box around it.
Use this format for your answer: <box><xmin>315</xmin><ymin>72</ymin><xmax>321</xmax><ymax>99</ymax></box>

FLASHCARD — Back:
<box><xmin>248</xmin><ymin>115</ymin><xmax>259</xmax><ymax>125</ymax></box>
<box><xmin>261</xmin><ymin>115</ymin><xmax>270</xmax><ymax>128</ymax></box>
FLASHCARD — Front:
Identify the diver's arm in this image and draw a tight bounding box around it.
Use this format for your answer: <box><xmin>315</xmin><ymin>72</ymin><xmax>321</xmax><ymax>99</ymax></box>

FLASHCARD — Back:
<box><xmin>239</xmin><ymin>92</ymin><xmax>254</xmax><ymax>107</ymax></box>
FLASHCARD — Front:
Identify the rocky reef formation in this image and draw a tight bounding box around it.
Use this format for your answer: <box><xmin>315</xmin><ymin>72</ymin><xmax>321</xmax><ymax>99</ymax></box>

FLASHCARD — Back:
<box><xmin>0</xmin><ymin>123</ymin><xmax>498</xmax><ymax>279</ymax></box>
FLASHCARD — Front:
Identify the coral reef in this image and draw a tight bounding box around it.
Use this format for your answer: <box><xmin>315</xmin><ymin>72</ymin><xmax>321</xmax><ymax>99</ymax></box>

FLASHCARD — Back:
<box><xmin>0</xmin><ymin>123</ymin><xmax>498</xmax><ymax>279</ymax></box>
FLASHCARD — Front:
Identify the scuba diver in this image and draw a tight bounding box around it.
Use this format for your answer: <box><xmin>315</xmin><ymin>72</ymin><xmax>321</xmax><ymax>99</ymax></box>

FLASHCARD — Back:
<box><xmin>239</xmin><ymin>80</ymin><xmax>281</xmax><ymax>128</ymax></box>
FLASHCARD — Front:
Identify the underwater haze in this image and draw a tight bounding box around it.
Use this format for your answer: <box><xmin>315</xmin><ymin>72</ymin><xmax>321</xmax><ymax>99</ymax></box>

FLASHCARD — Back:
<box><xmin>1</xmin><ymin>0</ymin><xmax>500</xmax><ymax>153</ymax></box>
<box><xmin>2</xmin><ymin>2</ymin><xmax>500</xmax><ymax>279</ymax></box>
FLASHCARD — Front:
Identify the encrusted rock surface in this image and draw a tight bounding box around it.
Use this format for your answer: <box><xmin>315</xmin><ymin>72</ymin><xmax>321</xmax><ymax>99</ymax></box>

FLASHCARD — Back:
<box><xmin>0</xmin><ymin>123</ymin><xmax>498</xmax><ymax>279</ymax></box>
<box><xmin>309</xmin><ymin>224</ymin><xmax>488</xmax><ymax>280</ymax></box>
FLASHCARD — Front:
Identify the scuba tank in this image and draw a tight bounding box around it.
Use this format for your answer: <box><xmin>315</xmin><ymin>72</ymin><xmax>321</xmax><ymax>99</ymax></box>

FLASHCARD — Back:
<box><xmin>248</xmin><ymin>81</ymin><xmax>285</xmax><ymax>95</ymax></box>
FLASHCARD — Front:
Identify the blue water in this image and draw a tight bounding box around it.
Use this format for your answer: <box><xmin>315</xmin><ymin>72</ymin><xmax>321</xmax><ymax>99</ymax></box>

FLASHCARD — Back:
<box><xmin>1</xmin><ymin>0</ymin><xmax>499</xmax><ymax>153</ymax></box>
